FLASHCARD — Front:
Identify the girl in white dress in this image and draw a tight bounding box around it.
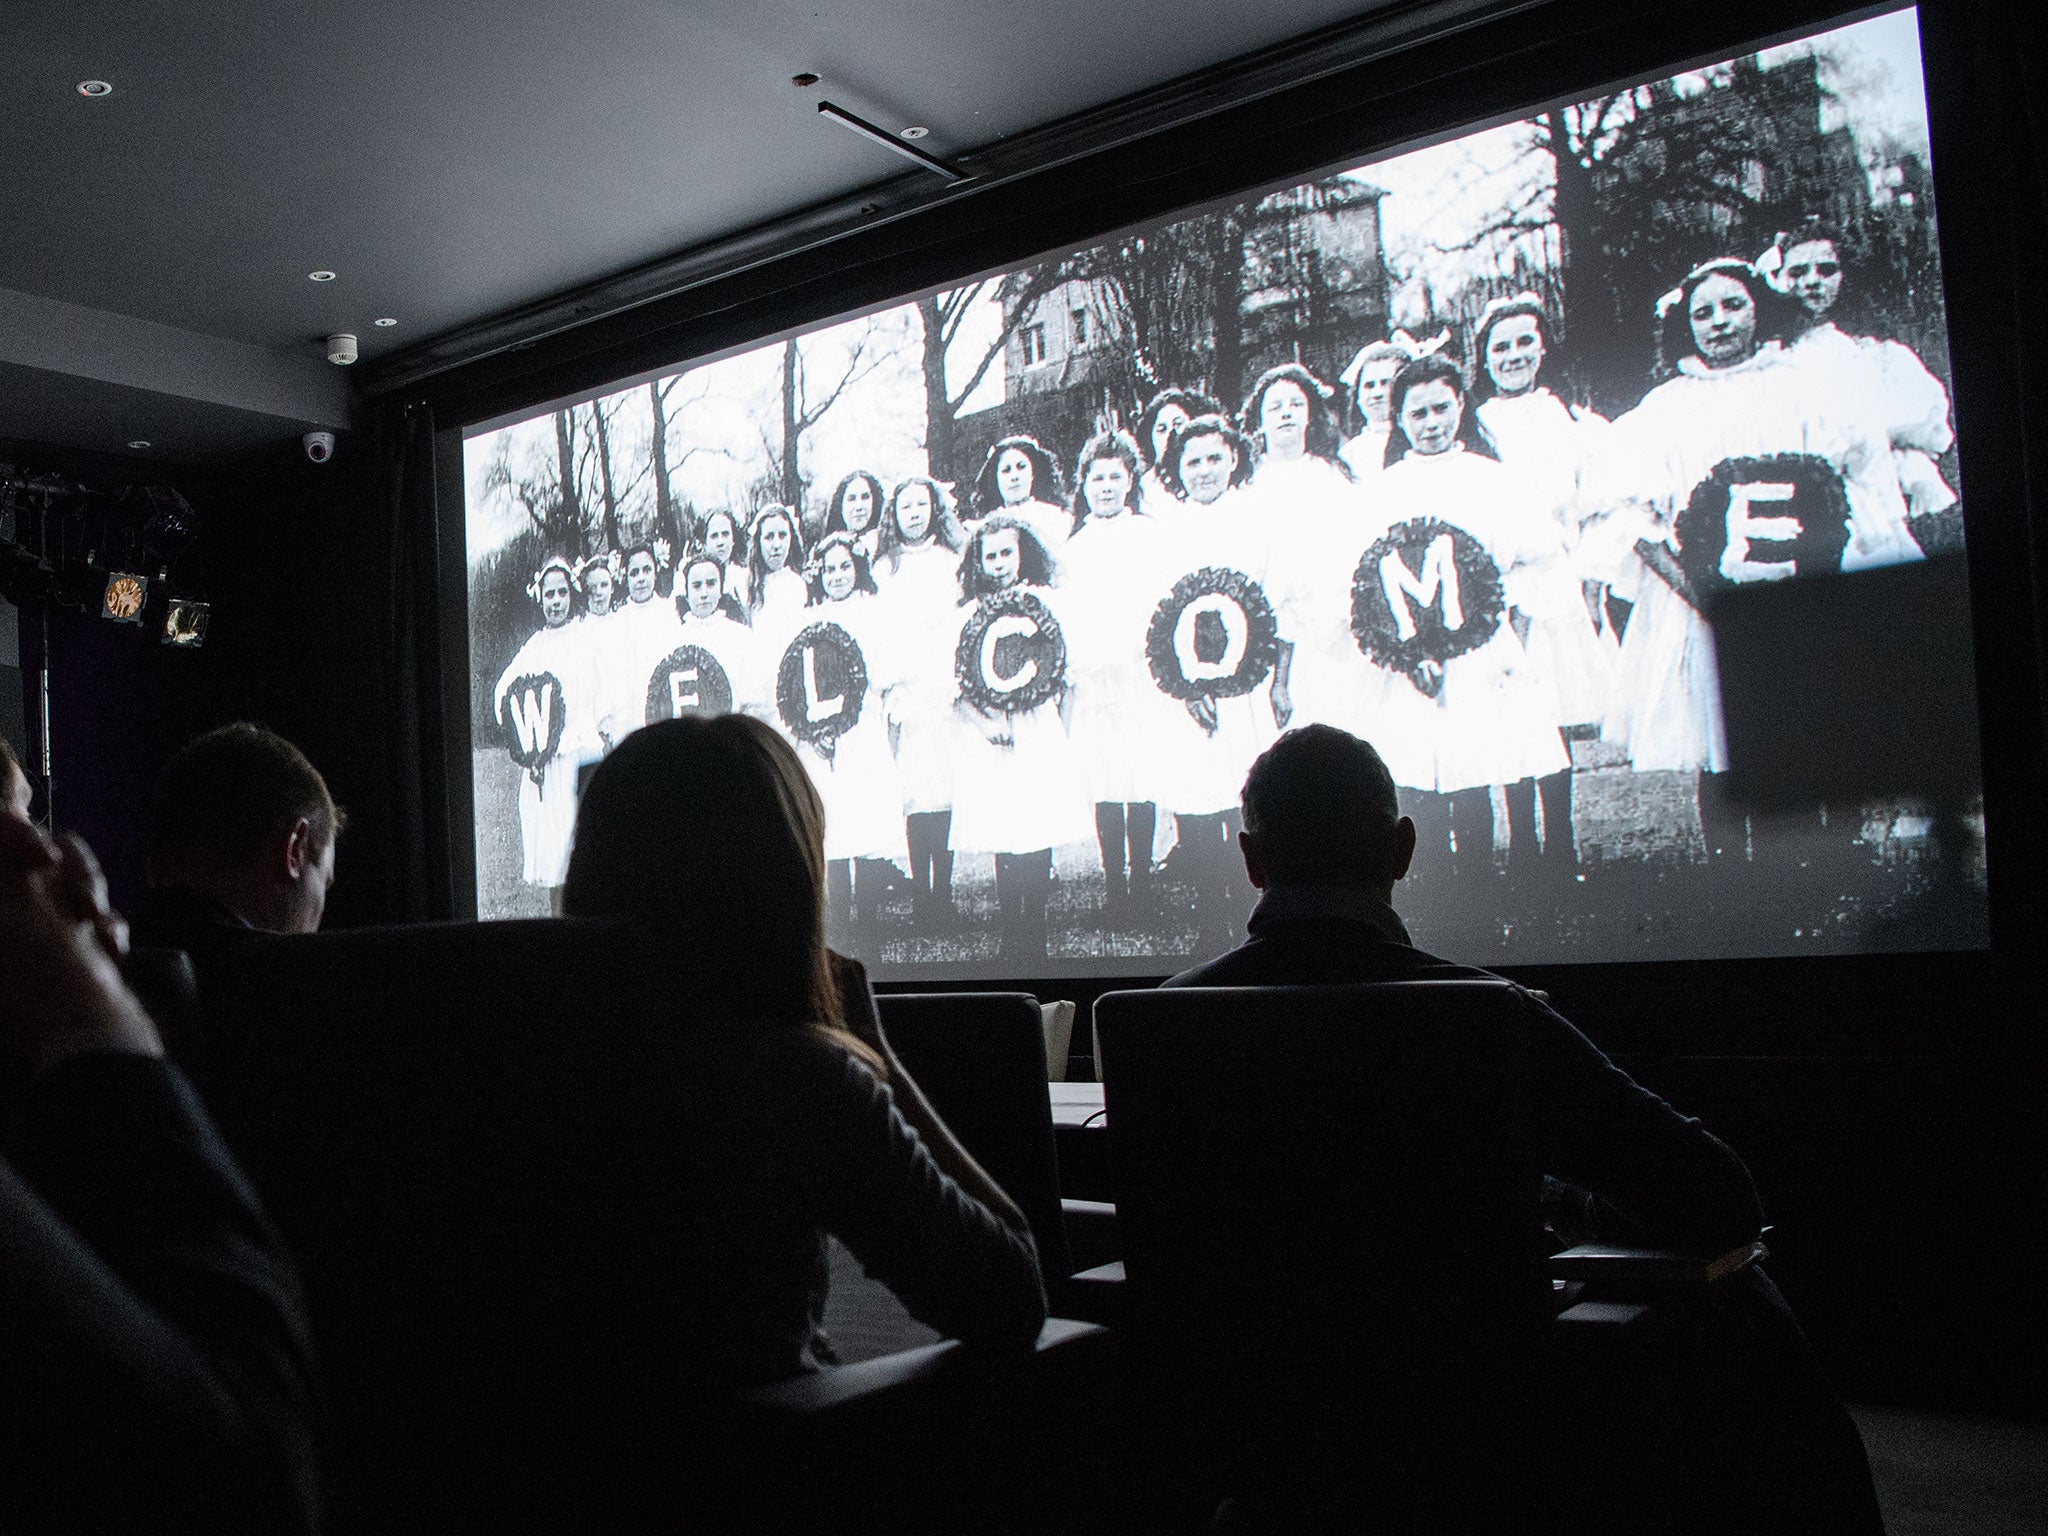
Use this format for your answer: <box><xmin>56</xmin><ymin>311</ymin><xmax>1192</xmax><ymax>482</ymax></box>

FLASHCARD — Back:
<box><xmin>670</xmin><ymin>553</ymin><xmax>767</xmax><ymax>719</ymax></box>
<box><xmin>1134</xmin><ymin>388</ymin><xmax>1222</xmax><ymax>511</ymax></box>
<box><xmin>692</xmin><ymin>508</ymin><xmax>752</xmax><ymax>617</ymax></box>
<box><xmin>574</xmin><ymin>551</ymin><xmax>619</xmax><ymax>621</ymax></box>
<box><xmin>1148</xmin><ymin>414</ymin><xmax>1279</xmax><ymax>955</ymax></box>
<box><xmin>877</xmin><ymin>476</ymin><xmax>970</xmax><ymax>927</ymax></box>
<box><xmin>597</xmin><ymin>542</ymin><xmax>687</xmax><ymax>746</ymax></box>
<box><xmin>969</xmin><ymin>436</ymin><xmax>1071</xmax><ymax>555</ymax></box>
<box><xmin>1337</xmin><ymin>329</ymin><xmax>1446</xmax><ymax>480</ymax></box>
<box><xmin>1471</xmin><ymin>295</ymin><xmax>1618</xmax><ymax>878</ymax></box>
<box><xmin>947</xmin><ymin>517</ymin><xmax>1092</xmax><ymax>962</ymax></box>
<box><xmin>1764</xmin><ymin>225</ymin><xmax>1959</xmax><ymax>544</ymax></box>
<box><xmin>785</xmin><ymin>532</ymin><xmax>907</xmax><ymax>944</ymax></box>
<box><xmin>1592</xmin><ymin>257</ymin><xmax>1920</xmax><ymax>858</ymax></box>
<box><xmin>822</xmin><ymin>471</ymin><xmax>887</xmax><ymax>569</ymax></box>
<box><xmin>1368</xmin><ymin>355</ymin><xmax>1571</xmax><ymax>884</ymax></box>
<box><xmin>1061</xmin><ymin>431</ymin><xmax>1169</xmax><ymax>920</ymax></box>
<box><xmin>493</xmin><ymin>556</ymin><xmax>606</xmax><ymax>888</ymax></box>
<box><xmin>1239</xmin><ymin>363</ymin><xmax>1363</xmax><ymax>736</ymax></box>
<box><xmin>745</xmin><ymin>503</ymin><xmax>811</xmax><ymax>636</ymax></box>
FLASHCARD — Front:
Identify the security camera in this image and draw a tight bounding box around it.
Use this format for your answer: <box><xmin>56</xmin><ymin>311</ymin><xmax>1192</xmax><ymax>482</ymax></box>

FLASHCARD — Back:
<box><xmin>326</xmin><ymin>333</ymin><xmax>359</xmax><ymax>366</ymax></box>
<box><xmin>303</xmin><ymin>431</ymin><xmax>336</xmax><ymax>464</ymax></box>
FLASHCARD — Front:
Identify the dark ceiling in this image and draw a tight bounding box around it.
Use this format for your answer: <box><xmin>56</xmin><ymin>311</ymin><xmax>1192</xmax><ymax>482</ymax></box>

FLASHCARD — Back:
<box><xmin>1</xmin><ymin>0</ymin><xmax>1419</xmax><ymax>464</ymax></box>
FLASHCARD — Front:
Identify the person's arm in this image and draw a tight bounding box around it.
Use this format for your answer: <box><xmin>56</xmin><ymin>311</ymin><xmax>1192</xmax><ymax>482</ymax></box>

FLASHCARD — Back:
<box><xmin>828</xmin><ymin>952</ymin><xmax>1031</xmax><ymax>1237</ymax></box>
<box><xmin>1270</xmin><ymin>639</ymin><xmax>1295</xmax><ymax>728</ymax></box>
<box><xmin>0</xmin><ymin>821</ymin><xmax>321</xmax><ymax>1534</ymax></box>
<box><xmin>1517</xmin><ymin>991</ymin><xmax>1763</xmax><ymax>1256</ymax></box>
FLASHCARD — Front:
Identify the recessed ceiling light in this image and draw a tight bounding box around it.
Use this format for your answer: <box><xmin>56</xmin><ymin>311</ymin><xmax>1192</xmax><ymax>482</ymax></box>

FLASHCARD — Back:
<box><xmin>901</xmin><ymin>126</ymin><xmax>929</xmax><ymax>140</ymax></box>
<box><xmin>308</xmin><ymin>270</ymin><xmax>337</xmax><ymax>282</ymax></box>
<box><xmin>127</xmin><ymin>439</ymin><xmax>151</xmax><ymax>450</ymax></box>
<box><xmin>78</xmin><ymin>80</ymin><xmax>113</xmax><ymax>98</ymax></box>
<box><xmin>373</xmin><ymin>316</ymin><xmax>398</xmax><ymax>327</ymax></box>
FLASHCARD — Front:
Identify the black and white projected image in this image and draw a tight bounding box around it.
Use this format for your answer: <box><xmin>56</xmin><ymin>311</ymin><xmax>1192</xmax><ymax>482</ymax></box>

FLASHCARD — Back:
<box><xmin>463</xmin><ymin>8</ymin><xmax>1984</xmax><ymax>976</ymax></box>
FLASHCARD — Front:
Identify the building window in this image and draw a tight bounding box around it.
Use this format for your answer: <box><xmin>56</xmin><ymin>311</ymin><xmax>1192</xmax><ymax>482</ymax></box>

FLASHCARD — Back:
<box><xmin>1021</xmin><ymin>323</ymin><xmax>1048</xmax><ymax>366</ymax></box>
<box><xmin>1071</xmin><ymin>307</ymin><xmax>1090</xmax><ymax>349</ymax></box>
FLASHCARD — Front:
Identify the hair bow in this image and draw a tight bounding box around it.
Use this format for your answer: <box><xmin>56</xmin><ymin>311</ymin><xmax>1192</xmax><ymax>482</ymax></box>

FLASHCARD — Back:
<box><xmin>1474</xmin><ymin>292</ymin><xmax>1545</xmax><ymax>328</ymax></box>
<box><xmin>525</xmin><ymin>555</ymin><xmax>577</xmax><ymax>602</ymax></box>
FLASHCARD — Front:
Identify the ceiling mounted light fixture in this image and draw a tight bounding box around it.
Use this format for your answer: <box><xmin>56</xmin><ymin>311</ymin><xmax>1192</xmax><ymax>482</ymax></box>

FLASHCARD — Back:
<box><xmin>374</xmin><ymin>317</ymin><xmax>398</xmax><ymax>327</ymax></box>
<box><xmin>791</xmin><ymin>72</ymin><xmax>820</xmax><ymax>88</ymax></box>
<box><xmin>127</xmin><ymin>439</ymin><xmax>151</xmax><ymax>450</ymax></box>
<box><xmin>77</xmin><ymin>80</ymin><xmax>113</xmax><ymax>97</ymax></box>
<box><xmin>901</xmin><ymin>125</ymin><xmax>928</xmax><ymax>139</ymax></box>
<box><xmin>308</xmin><ymin>270</ymin><xmax>337</xmax><ymax>282</ymax></box>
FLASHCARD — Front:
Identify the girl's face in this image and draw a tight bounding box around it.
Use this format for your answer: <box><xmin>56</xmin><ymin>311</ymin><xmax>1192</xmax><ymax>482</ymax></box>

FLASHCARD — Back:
<box><xmin>704</xmin><ymin>516</ymin><xmax>735</xmax><ymax>562</ymax></box>
<box><xmin>996</xmin><ymin>448</ymin><xmax>1034</xmax><ymax>506</ymax></box>
<box><xmin>1149</xmin><ymin>403</ymin><xmax>1190</xmax><ymax>466</ymax></box>
<box><xmin>1357</xmin><ymin>357</ymin><xmax>1400</xmax><ymax>427</ymax></box>
<box><xmin>1083</xmin><ymin>457</ymin><xmax>1132</xmax><ymax>520</ymax></box>
<box><xmin>1259</xmin><ymin>380</ymin><xmax>1310</xmax><ymax>455</ymax></box>
<box><xmin>1782</xmin><ymin>239</ymin><xmax>1842</xmax><ymax>319</ymax></box>
<box><xmin>1179</xmin><ymin>434</ymin><xmax>1237</xmax><ymax>504</ymax></box>
<box><xmin>539</xmin><ymin>570</ymin><xmax>574</xmax><ymax>627</ymax></box>
<box><xmin>625</xmin><ymin>552</ymin><xmax>657</xmax><ymax>603</ymax></box>
<box><xmin>840</xmin><ymin>478</ymin><xmax>876</xmax><ymax>532</ymax></box>
<box><xmin>1689</xmin><ymin>275</ymin><xmax>1758</xmax><ymax>368</ymax></box>
<box><xmin>583</xmin><ymin>566</ymin><xmax>614</xmax><ymax>614</ymax></box>
<box><xmin>1484</xmin><ymin>315</ymin><xmax>1545</xmax><ymax>396</ymax></box>
<box><xmin>685</xmin><ymin>562</ymin><xmax>724</xmax><ymax>619</ymax></box>
<box><xmin>1399</xmin><ymin>380</ymin><xmax>1464</xmax><ymax>456</ymax></box>
<box><xmin>895</xmin><ymin>483</ymin><xmax>933</xmax><ymax>544</ymax></box>
<box><xmin>758</xmin><ymin>517</ymin><xmax>792</xmax><ymax>571</ymax></box>
<box><xmin>979</xmin><ymin>528</ymin><xmax>1022</xmax><ymax>588</ymax></box>
<box><xmin>820</xmin><ymin>544</ymin><xmax>857</xmax><ymax>601</ymax></box>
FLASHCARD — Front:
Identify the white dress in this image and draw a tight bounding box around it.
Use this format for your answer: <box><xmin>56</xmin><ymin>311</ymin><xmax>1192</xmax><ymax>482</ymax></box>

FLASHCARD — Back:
<box><xmin>946</xmin><ymin>582</ymin><xmax>1095</xmax><ymax>855</ymax></box>
<box><xmin>597</xmin><ymin>593</ymin><xmax>686</xmax><ymax>743</ymax></box>
<box><xmin>1355</xmin><ymin>447</ymin><xmax>1571</xmax><ymax>795</ymax></box>
<box><xmin>1060</xmin><ymin>512</ymin><xmax>1180</xmax><ymax>804</ymax></box>
<box><xmin>669</xmin><ymin>610</ymin><xmax>768</xmax><ymax>718</ymax></box>
<box><xmin>1242</xmin><ymin>453</ymin><xmax>1373</xmax><ymax>735</ymax></box>
<box><xmin>493</xmin><ymin>619</ymin><xmax>606</xmax><ymax>886</ymax></box>
<box><xmin>777</xmin><ymin>593</ymin><xmax>909</xmax><ymax>868</ymax></box>
<box><xmin>879</xmin><ymin>542</ymin><xmax>968</xmax><ymax>816</ymax></box>
<box><xmin>1590</xmin><ymin>345</ymin><xmax>1922</xmax><ymax>774</ymax></box>
<box><xmin>1476</xmin><ymin>388</ymin><xmax>1619</xmax><ymax>727</ymax></box>
<box><xmin>1788</xmin><ymin>322</ymin><xmax>1958</xmax><ymax>518</ymax></box>
<box><xmin>1339</xmin><ymin>424</ymin><xmax>1394</xmax><ymax>480</ymax></box>
<box><xmin>750</xmin><ymin>566</ymin><xmax>811</xmax><ymax>634</ymax></box>
<box><xmin>1141</xmin><ymin>489</ymin><xmax>1280</xmax><ymax>817</ymax></box>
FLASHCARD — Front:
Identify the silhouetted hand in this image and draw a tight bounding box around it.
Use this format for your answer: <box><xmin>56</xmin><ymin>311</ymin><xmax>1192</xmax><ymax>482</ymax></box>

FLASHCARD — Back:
<box><xmin>0</xmin><ymin>820</ymin><xmax>160</xmax><ymax>1078</ymax></box>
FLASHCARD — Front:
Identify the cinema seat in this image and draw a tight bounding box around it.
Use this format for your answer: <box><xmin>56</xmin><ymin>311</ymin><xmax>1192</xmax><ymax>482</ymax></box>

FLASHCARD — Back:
<box><xmin>876</xmin><ymin>991</ymin><xmax>1122</xmax><ymax>1308</ymax></box>
<box><xmin>176</xmin><ymin>921</ymin><xmax>1108</xmax><ymax>1535</ymax></box>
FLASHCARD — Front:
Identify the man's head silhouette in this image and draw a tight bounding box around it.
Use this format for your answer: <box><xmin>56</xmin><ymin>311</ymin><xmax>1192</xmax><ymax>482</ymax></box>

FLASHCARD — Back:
<box><xmin>1239</xmin><ymin>725</ymin><xmax>1417</xmax><ymax>899</ymax></box>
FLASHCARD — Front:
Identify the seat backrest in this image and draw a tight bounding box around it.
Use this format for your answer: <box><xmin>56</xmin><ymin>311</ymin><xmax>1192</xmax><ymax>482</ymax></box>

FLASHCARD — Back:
<box><xmin>875</xmin><ymin>992</ymin><xmax>1071</xmax><ymax>1281</ymax></box>
<box><xmin>191</xmin><ymin>919</ymin><xmax>698</xmax><ymax>1534</ymax></box>
<box><xmin>1094</xmin><ymin>982</ymin><xmax>1538</xmax><ymax>1395</ymax></box>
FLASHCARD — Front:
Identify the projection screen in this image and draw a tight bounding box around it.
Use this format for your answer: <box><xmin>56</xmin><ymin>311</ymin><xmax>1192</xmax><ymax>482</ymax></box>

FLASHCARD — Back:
<box><xmin>462</xmin><ymin>6</ymin><xmax>1985</xmax><ymax>977</ymax></box>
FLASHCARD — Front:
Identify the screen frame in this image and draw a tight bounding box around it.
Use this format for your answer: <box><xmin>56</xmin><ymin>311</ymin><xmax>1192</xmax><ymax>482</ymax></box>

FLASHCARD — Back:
<box><xmin>422</xmin><ymin>0</ymin><xmax>2043</xmax><ymax>1049</ymax></box>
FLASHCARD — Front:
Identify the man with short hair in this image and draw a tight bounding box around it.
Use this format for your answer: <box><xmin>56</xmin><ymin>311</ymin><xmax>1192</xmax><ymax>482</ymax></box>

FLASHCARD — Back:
<box><xmin>1163</xmin><ymin>724</ymin><xmax>1880</xmax><ymax>1529</ymax></box>
<box><xmin>132</xmin><ymin>724</ymin><xmax>343</xmax><ymax>954</ymax></box>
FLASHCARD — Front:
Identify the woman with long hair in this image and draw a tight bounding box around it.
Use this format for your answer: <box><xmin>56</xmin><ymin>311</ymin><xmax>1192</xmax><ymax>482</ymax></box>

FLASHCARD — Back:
<box><xmin>1061</xmin><ymin>431</ymin><xmax>1168</xmax><ymax>920</ymax></box>
<box><xmin>822</xmin><ymin>471</ymin><xmax>887</xmax><ymax>569</ymax></box>
<box><xmin>948</xmin><ymin>517</ymin><xmax>1092</xmax><ymax>962</ymax></box>
<box><xmin>745</xmin><ymin>503</ymin><xmax>810</xmax><ymax>634</ymax></box>
<box><xmin>1134</xmin><ymin>387</ymin><xmax>1221</xmax><ymax>509</ymax></box>
<box><xmin>877</xmin><ymin>476</ymin><xmax>969</xmax><ymax>928</ymax></box>
<box><xmin>792</xmin><ymin>532</ymin><xmax>906</xmax><ymax>943</ymax></box>
<box><xmin>672</xmin><ymin>552</ymin><xmax>766</xmax><ymax>717</ymax></box>
<box><xmin>493</xmin><ymin>555</ymin><xmax>607</xmax><ymax>887</ymax></box>
<box><xmin>1592</xmin><ymin>257</ymin><xmax>1918</xmax><ymax>860</ymax></box>
<box><xmin>1239</xmin><ymin>363</ymin><xmax>1354</xmax><ymax>499</ymax></box>
<box><xmin>970</xmin><ymin>436</ymin><xmax>1070</xmax><ymax>555</ymax></box>
<box><xmin>1366</xmin><ymin>353</ymin><xmax>1571</xmax><ymax>885</ymax></box>
<box><xmin>561</xmin><ymin>715</ymin><xmax>1044</xmax><ymax>1382</ymax></box>
<box><xmin>1469</xmin><ymin>294</ymin><xmax>1619</xmax><ymax>879</ymax></box>
<box><xmin>1337</xmin><ymin>331</ymin><xmax>1443</xmax><ymax>479</ymax></box>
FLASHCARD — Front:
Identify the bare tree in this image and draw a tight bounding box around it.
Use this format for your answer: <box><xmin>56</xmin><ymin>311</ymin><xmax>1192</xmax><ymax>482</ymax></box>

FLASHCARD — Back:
<box><xmin>916</xmin><ymin>266</ymin><xmax>1069</xmax><ymax>486</ymax></box>
<box><xmin>761</xmin><ymin>323</ymin><xmax>904</xmax><ymax>517</ymax></box>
